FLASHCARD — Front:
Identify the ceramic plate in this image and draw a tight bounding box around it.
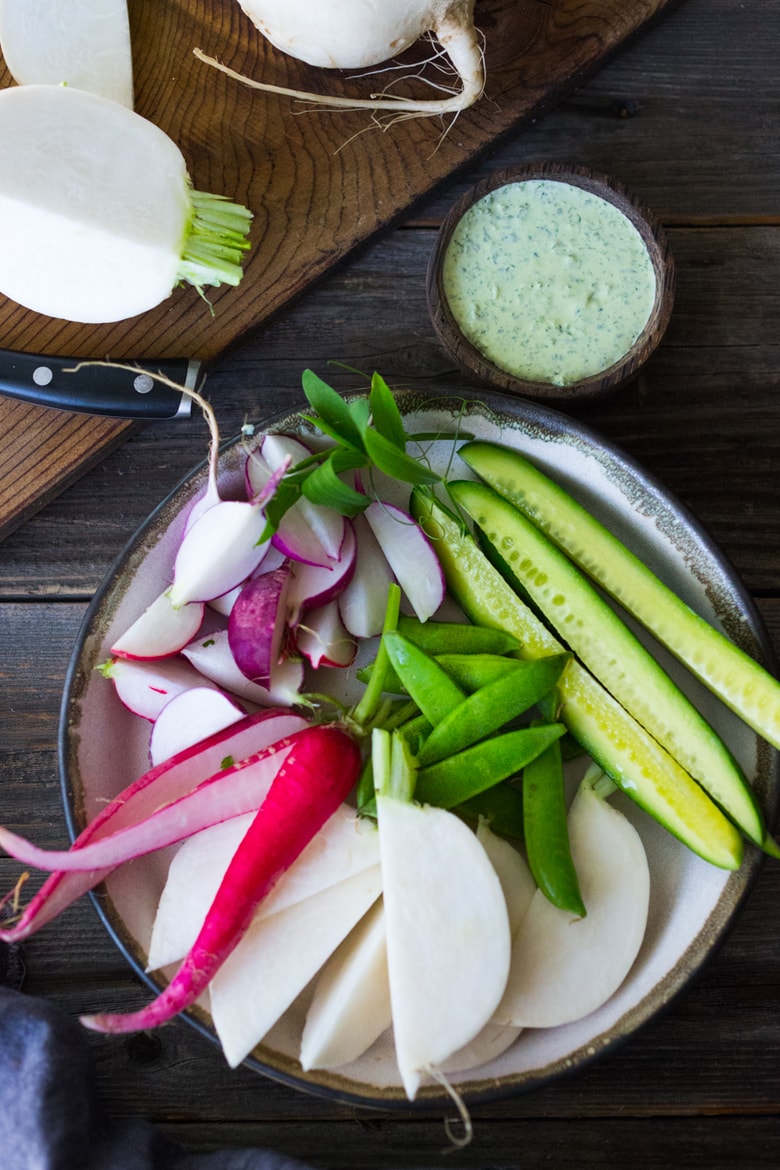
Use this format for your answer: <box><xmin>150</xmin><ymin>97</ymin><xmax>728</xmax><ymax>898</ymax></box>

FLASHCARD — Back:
<box><xmin>59</xmin><ymin>387</ymin><xmax>778</xmax><ymax>1108</ymax></box>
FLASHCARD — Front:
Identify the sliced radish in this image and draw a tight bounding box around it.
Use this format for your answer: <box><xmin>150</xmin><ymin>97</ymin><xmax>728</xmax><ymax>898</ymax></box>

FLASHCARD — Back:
<box><xmin>182</xmin><ymin>629</ymin><xmax>304</xmax><ymax>707</ymax></box>
<box><xmin>149</xmin><ymin>687</ymin><xmax>245</xmax><ymax>766</ymax></box>
<box><xmin>110</xmin><ymin>591</ymin><xmax>205</xmax><ymax>661</ymax></box>
<box><xmin>210</xmin><ymin>868</ymin><xmax>384</xmax><ymax>1068</ymax></box>
<box><xmin>363</xmin><ymin>500</ymin><xmax>444</xmax><ymax>623</ymax></box>
<box><xmin>207</xmin><ymin>546</ymin><xmax>288</xmax><ymax>618</ymax></box>
<box><xmin>294</xmin><ymin>601</ymin><xmax>357</xmax><ymax>670</ymax></box>
<box><xmin>228</xmin><ymin>566</ymin><xmax>292</xmax><ymax>686</ymax></box>
<box><xmin>170</xmin><ymin>500</ymin><xmax>270</xmax><ymax>606</ymax></box>
<box><xmin>286</xmin><ymin>520</ymin><xmax>357</xmax><ymax>624</ymax></box>
<box><xmin>337</xmin><ymin>511</ymin><xmax>396</xmax><ymax>638</ymax></box>
<box><xmin>148</xmin><ymin>803</ymin><xmax>381</xmax><ymax>971</ymax></box>
<box><xmin>494</xmin><ymin>782</ymin><xmax>650</xmax><ymax>1029</ymax></box>
<box><xmin>259</xmin><ymin>434</ymin><xmax>345</xmax><ymax>565</ymax></box>
<box><xmin>103</xmin><ymin>655</ymin><xmax>221</xmax><ymax>721</ymax></box>
<box><xmin>0</xmin><ymin>0</ymin><xmax>134</xmax><ymax>108</ymax></box>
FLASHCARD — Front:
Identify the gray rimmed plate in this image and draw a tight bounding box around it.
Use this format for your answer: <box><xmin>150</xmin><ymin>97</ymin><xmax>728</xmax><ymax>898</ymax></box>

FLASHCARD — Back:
<box><xmin>59</xmin><ymin>386</ymin><xmax>778</xmax><ymax>1109</ymax></box>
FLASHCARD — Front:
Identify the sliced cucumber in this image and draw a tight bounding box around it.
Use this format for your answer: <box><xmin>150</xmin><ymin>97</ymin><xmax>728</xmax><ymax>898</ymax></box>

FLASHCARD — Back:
<box><xmin>411</xmin><ymin>490</ymin><xmax>743</xmax><ymax>871</ymax></box>
<box><xmin>448</xmin><ymin>478</ymin><xmax>765</xmax><ymax>846</ymax></box>
<box><xmin>459</xmin><ymin>441</ymin><xmax>780</xmax><ymax>754</ymax></box>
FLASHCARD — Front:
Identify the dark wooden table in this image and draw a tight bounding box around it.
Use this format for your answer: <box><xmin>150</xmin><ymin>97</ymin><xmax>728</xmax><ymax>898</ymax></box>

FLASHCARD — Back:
<box><xmin>1</xmin><ymin>1</ymin><xmax>778</xmax><ymax>1166</ymax></box>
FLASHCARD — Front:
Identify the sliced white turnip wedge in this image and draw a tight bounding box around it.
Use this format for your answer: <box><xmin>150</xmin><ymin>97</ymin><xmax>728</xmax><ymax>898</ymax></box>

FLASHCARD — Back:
<box><xmin>294</xmin><ymin>601</ymin><xmax>357</xmax><ymax>670</ymax></box>
<box><xmin>476</xmin><ymin>821</ymin><xmax>536</xmax><ymax>939</ymax></box>
<box><xmin>228</xmin><ymin>566</ymin><xmax>292</xmax><ymax>686</ymax></box>
<box><xmin>102</xmin><ymin>655</ymin><xmax>221</xmax><ymax>722</ymax></box>
<box><xmin>209</xmin><ymin>868</ymin><xmax>384</xmax><ymax>1068</ymax></box>
<box><xmin>182</xmin><ymin>629</ymin><xmax>304</xmax><ymax>707</ymax></box>
<box><xmin>0</xmin><ymin>0</ymin><xmax>134</xmax><ymax>107</ymax></box>
<box><xmin>300</xmin><ymin>897</ymin><xmax>391</xmax><ymax>1071</ymax></box>
<box><xmin>110</xmin><ymin>591</ymin><xmax>205</xmax><ymax>660</ymax></box>
<box><xmin>286</xmin><ymin>521</ymin><xmax>357</xmax><ymax>624</ymax></box>
<box><xmin>170</xmin><ymin>501</ymin><xmax>271</xmax><ymax>607</ymax></box>
<box><xmin>148</xmin><ymin>804</ymin><xmax>380</xmax><ymax>972</ymax></box>
<box><xmin>364</xmin><ymin>500</ymin><xmax>444</xmax><ymax>623</ymax></box>
<box><xmin>0</xmin><ymin>85</ymin><xmax>252</xmax><ymax>324</ymax></box>
<box><xmin>149</xmin><ymin>687</ymin><xmax>245</xmax><ymax>766</ymax></box>
<box><xmin>376</xmin><ymin>791</ymin><xmax>511</xmax><ymax>1100</ymax></box>
<box><xmin>338</xmin><ymin>512</ymin><xmax>396</xmax><ymax>639</ymax></box>
<box><xmin>495</xmin><ymin>775</ymin><xmax>651</xmax><ymax>1029</ymax></box>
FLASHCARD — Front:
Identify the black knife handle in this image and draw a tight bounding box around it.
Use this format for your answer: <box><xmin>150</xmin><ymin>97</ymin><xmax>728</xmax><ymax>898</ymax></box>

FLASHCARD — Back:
<box><xmin>0</xmin><ymin>349</ymin><xmax>200</xmax><ymax>419</ymax></box>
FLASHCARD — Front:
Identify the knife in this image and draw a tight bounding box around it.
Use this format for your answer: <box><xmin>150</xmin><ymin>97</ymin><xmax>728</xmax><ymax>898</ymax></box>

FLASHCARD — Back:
<box><xmin>0</xmin><ymin>348</ymin><xmax>201</xmax><ymax>419</ymax></box>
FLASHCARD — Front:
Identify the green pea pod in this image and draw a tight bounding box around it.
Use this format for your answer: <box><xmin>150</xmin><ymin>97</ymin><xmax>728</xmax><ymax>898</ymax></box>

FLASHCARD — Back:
<box><xmin>383</xmin><ymin>632</ymin><xmax>466</xmax><ymax>725</ymax></box>
<box><xmin>434</xmin><ymin>653</ymin><xmax>529</xmax><ymax>692</ymax></box>
<box><xmin>416</xmin><ymin>653</ymin><xmax>570</xmax><ymax>766</ymax></box>
<box><xmin>457</xmin><ymin>782</ymin><xmax>524</xmax><ymax>840</ymax></box>
<box><xmin>523</xmin><ymin>737</ymin><xmax>586</xmax><ymax>917</ymax></box>
<box><xmin>397</xmin><ymin>616</ymin><xmax>520</xmax><ymax>656</ymax></box>
<box><xmin>415</xmin><ymin>723</ymin><xmax>566</xmax><ymax>808</ymax></box>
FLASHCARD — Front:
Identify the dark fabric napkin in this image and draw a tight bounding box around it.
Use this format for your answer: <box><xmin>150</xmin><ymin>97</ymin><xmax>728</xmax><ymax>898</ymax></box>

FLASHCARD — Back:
<box><xmin>0</xmin><ymin>943</ymin><xmax>314</xmax><ymax>1170</ymax></box>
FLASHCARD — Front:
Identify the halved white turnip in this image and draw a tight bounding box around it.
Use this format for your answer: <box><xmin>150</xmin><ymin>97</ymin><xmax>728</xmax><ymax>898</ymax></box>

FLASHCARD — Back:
<box><xmin>494</xmin><ymin>780</ymin><xmax>651</xmax><ymax>1029</ymax></box>
<box><xmin>0</xmin><ymin>0</ymin><xmax>134</xmax><ymax>107</ymax></box>
<box><xmin>364</xmin><ymin>500</ymin><xmax>444</xmax><ymax>623</ymax></box>
<box><xmin>149</xmin><ymin>687</ymin><xmax>246</xmax><ymax>766</ymax></box>
<box><xmin>110</xmin><ymin>591</ymin><xmax>205</xmax><ymax>661</ymax></box>
<box><xmin>0</xmin><ymin>84</ymin><xmax>252</xmax><ymax>323</ymax></box>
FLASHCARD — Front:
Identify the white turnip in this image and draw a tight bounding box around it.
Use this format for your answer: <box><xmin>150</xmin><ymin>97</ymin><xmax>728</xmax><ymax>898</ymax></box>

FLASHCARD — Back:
<box><xmin>0</xmin><ymin>84</ymin><xmax>252</xmax><ymax>323</ymax></box>
<box><xmin>197</xmin><ymin>0</ymin><xmax>484</xmax><ymax>121</ymax></box>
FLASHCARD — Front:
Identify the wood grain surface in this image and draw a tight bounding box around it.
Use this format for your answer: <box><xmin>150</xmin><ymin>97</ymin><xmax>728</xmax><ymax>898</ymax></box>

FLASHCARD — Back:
<box><xmin>1</xmin><ymin>0</ymin><xmax>778</xmax><ymax>1166</ymax></box>
<box><xmin>0</xmin><ymin>0</ymin><xmax>682</xmax><ymax>539</ymax></box>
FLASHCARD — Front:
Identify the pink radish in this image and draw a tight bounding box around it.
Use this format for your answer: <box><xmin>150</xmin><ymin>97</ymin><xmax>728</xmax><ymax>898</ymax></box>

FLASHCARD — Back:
<box><xmin>228</xmin><ymin>565</ymin><xmax>292</xmax><ymax>687</ymax></box>
<box><xmin>207</xmin><ymin>545</ymin><xmax>288</xmax><ymax>618</ymax></box>
<box><xmin>286</xmin><ymin>520</ymin><xmax>357</xmax><ymax>624</ymax></box>
<box><xmin>363</xmin><ymin>499</ymin><xmax>444</xmax><ymax>622</ymax></box>
<box><xmin>253</xmin><ymin>434</ymin><xmax>345</xmax><ymax>566</ymax></box>
<box><xmin>0</xmin><ymin>736</ymin><xmax>303</xmax><ymax>873</ymax></box>
<box><xmin>182</xmin><ymin>630</ymin><xmax>304</xmax><ymax>707</ymax></box>
<box><xmin>149</xmin><ymin>687</ymin><xmax>245</xmax><ymax>766</ymax></box>
<box><xmin>0</xmin><ymin>709</ymin><xmax>308</xmax><ymax>943</ymax></box>
<box><xmin>102</xmin><ymin>655</ymin><xmax>221</xmax><ymax>721</ymax></box>
<box><xmin>294</xmin><ymin>601</ymin><xmax>357</xmax><ymax>670</ymax></box>
<box><xmin>80</xmin><ymin>724</ymin><xmax>362</xmax><ymax>1034</ymax></box>
<box><xmin>337</xmin><ymin>512</ymin><xmax>396</xmax><ymax>638</ymax></box>
<box><xmin>170</xmin><ymin>500</ymin><xmax>271</xmax><ymax>606</ymax></box>
<box><xmin>111</xmin><ymin>590</ymin><xmax>205</xmax><ymax>660</ymax></box>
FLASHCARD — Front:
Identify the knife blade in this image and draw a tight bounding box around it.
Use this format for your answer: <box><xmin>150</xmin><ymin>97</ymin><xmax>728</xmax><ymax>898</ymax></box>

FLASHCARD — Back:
<box><xmin>0</xmin><ymin>348</ymin><xmax>201</xmax><ymax>419</ymax></box>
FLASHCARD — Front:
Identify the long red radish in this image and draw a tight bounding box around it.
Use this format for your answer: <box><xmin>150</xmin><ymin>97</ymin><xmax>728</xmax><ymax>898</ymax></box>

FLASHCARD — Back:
<box><xmin>81</xmin><ymin>723</ymin><xmax>362</xmax><ymax>1033</ymax></box>
<box><xmin>0</xmin><ymin>709</ymin><xmax>307</xmax><ymax>943</ymax></box>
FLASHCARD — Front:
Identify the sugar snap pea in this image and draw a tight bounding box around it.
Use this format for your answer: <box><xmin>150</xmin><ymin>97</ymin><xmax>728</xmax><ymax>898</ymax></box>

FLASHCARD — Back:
<box><xmin>396</xmin><ymin>616</ymin><xmax>520</xmax><ymax>656</ymax></box>
<box><xmin>523</xmin><ymin>737</ymin><xmax>586</xmax><ymax>917</ymax></box>
<box><xmin>383</xmin><ymin>632</ymin><xmax>466</xmax><ymax>724</ymax></box>
<box><xmin>415</xmin><ymin>723</ymin><xmax>566</xmax><ymax>808</ymax></box>
<box><xmin>416</xmin><ymin>653</ymin><xmax>569</xmax><ymax>766</ymax></box>
<box><xmin>456</xmin><ymin>782</ymin><xmax>524</xmax><ymax>840</ymax></box>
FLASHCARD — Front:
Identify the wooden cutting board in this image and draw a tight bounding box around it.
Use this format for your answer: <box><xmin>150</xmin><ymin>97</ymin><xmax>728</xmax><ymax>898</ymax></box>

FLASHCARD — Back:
<box><xmin>0</xmin><ymin>0</ymin><xmax>682</xmax><ymax>540</ymax></box>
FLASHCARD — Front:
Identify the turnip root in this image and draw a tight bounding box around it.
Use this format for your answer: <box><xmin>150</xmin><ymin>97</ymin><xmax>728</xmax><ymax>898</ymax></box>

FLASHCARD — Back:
<box><xmin>495</xmin><ymin>776</ymin><xmax>651</xmax><ymax>1029</ymax></box>
<box><xmin>0</xmin><ymin>84</ymin><xmax>252</xmax><ymax>324</ymax></box>
<box><xmin>0</xmin><ymin>0</ymin><xmax>134</xmax><ymax>107</ymax></box>
<box><xmin>197</xmin><ymin>1</ymin><xmax>484</xmax><ymax>121</ymax></box>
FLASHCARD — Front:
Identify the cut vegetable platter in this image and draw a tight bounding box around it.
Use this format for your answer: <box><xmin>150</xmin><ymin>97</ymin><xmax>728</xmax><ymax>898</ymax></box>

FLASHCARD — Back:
<box><xmin>0</xmin><ymin>0</ymin><xmax>685</xmax><ymax>539</ymax></box>
<box><xmin>56</xmin><ymin>387</ymin><xmax>778</xmax><ymax>1108</ymax></box>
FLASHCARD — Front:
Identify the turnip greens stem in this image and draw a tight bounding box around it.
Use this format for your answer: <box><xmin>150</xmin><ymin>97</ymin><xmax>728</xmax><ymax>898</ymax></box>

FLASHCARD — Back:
<box><xmin>177</xmin><ymin>189</ymin><xmax>253</xmax><ymax>291</ymax></box>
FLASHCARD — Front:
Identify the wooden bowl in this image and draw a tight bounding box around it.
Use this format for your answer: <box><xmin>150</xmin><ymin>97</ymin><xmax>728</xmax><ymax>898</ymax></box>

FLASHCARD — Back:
<box><xmin>427</xmin><ymin>162</ymin><xmax>675</xmax><ymax>402</ymax></box>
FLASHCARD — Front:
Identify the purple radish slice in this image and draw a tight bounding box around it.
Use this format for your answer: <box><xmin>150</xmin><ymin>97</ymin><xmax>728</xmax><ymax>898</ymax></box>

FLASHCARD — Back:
<box><xmin>286</xmin><ymin>520</ymin><xmax>357</xmax><ymax>625</ymax></box>
<box><xmin>338</xmin><ymin>512</ymin><xmax>396</xmax><ymax>638</ymax></box>
<box><xmin>228</xmin><ymin>565</ymin><xmax>292</xmax><ymax>687</ymax></box>
<box><xmin>170</xmin><ymin>500</ymin><xmax>271</xmax><ymax>606</ymax></box>
<box><xmin>0</xmin><ymin>709</ymin><xmax>310</xmax><ymax>943</ymax></box>
<box><xmin>363</xmin><ymin>500</ymin><xmax>445</xmax><ymax>623</ymax></box>
<box><xmin>149</xmin><ymin>687</ymin><xmax>246</xmax><ymax>766</ymax></box>
<box><xmin>295</xmin><ymin>601</ymin><xmax>358</xmax><ymax>670</ymax></box>
<box><xmin>182</xmin><ymin>629</ymin><xmax>304</xmax><ymax>707</ymax></box>
<box><xmin>0</xmin><ymin>736</ymin><xmax>299</xmax><ymax>873</ymax></box>
<box><xmin>111</xmin><ymin>590</ymin><xmax>205</xmax><ymax>660</ymax></box>
<box><xmin>103</xmin><ymin>655</ymin><xmax>222</xmax><ymax>721</ymax></box>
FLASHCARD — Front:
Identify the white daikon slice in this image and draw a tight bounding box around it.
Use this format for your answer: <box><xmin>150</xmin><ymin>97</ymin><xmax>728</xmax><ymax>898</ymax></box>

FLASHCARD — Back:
<box><xmin>210</xmin><ymin>867</ymin><xmax>383</xmax><ymax>1068</ymax></box>
<box><xmin>377</xmin><ymin>794</ymin><xmax>511</xmax><ymax>1100</ymax></box>
<box><xmin>300</xmin><ymin>897</ymin><xmax>391</xmax><ymax>1071</ymax></box>
<box><xmin>110</xmin><ymin>591</ymin><xmax>204</xmax><ymax>660</ymax></box>
<box><xmin>147</xmin><ymin>804</ymin><xmax>380</xmax><ymax>972</ymax></box>
<box><xmin>495</xmin><ymin>783</ymin><xmax>651</xmax><ymax>1029</ymax></box>
<box><xmin>148</xmin><ymin>688</ymin><xmax>245</xmax><ymax>767</ymax></box>
<box><xmin>0</xmin><ymin>0</ymin><xmax>134</xmax><ymax>107</ymax></box>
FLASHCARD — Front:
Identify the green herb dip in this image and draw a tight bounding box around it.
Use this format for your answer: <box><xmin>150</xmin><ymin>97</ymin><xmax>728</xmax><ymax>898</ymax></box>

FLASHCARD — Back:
<box><xmin>442</xmin><ymin>179</ymin><xmax>657</xmax><ymax>386</ymax></box>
